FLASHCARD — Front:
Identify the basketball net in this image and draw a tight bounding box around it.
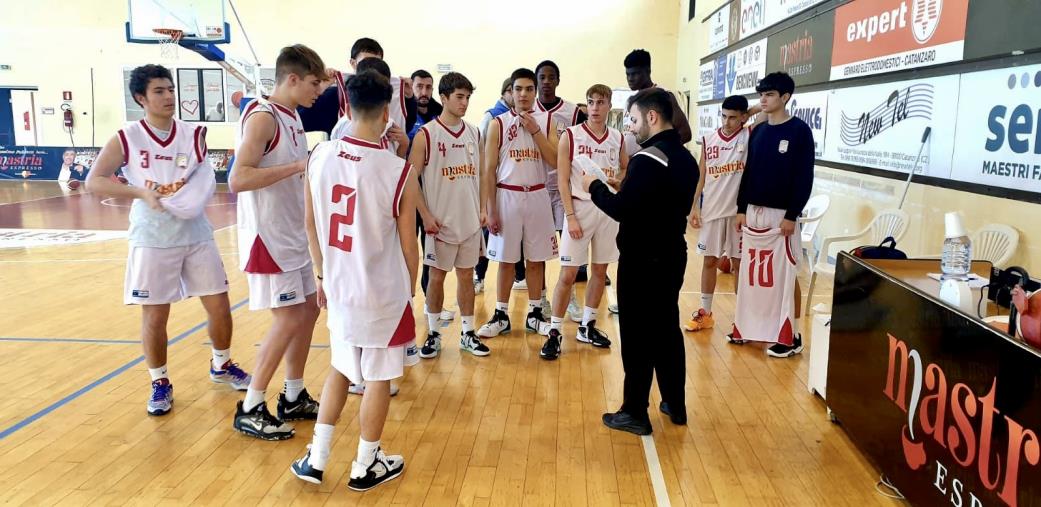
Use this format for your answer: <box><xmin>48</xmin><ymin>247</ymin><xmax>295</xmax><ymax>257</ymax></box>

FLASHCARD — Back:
<box><xmin>153</xmin><ymin>28</ymin><xmax>184</xmax><ymax>59</ymax></box>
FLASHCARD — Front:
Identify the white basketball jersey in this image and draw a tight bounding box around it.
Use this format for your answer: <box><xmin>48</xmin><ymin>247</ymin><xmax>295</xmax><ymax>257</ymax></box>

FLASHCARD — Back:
<box><xmin>564</xmin><ymin>123</ymin><xmax>623</xmax><ymax>201</ymax></box>
<box><xmin>419</xmin><ymin>118</ymin><xmax>482</xmax><ymax>244</ymax></box>
<box><xmin>732</xmin><ymin>227</ymin><xmax>798</xmax><ymax>344</ymax></box>
<box><xmin>334</xmin><ymin>71</ymin><xmax>406</xmax><ymax>152</ymax></box>
<box><xmin>117</xmin><ymin>118</ymin><xmax>208</xmax><ymax>195</ymax></box>
<box><xmin>330</xmin><ymin>116</ymin><xmax>400</xmax><ymax>156</ymax></box>
<box><xmin>235</xmin><ymin>99</ymin><xmax>310</xmax><ymax>273</ymax></box>
<box><xmin>700</xmin><ymin>127</ymin><xmax>748</xmax><ymax>222</ymax></box>
<box><xmin>622</xmin><ymin>85</ymin><xmax>668</xmax><ymax>156</ymax></box>
<box><xmin>494</xmin><ymin>110</ymin><xmax>552</xmax><ymax>187</ymax></box>
<box><xmin>536</xmin><ymin>99</ymin><xmax>577</xmax><ymax>194</ymax></box>
<box><xmin>308</xmin><ymin>135</ymin><xmax>413</xmax><ymax>348</ymax></box>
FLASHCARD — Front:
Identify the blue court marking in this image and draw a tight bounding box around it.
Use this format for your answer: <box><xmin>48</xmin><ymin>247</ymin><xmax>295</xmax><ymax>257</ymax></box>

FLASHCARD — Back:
<box><xmin>0</xmin><ymin>297</ymin><xmax>249</xmax><ymax>441</ymax></box>
<box><xmin>0</xmin><ymin>337</ymin><xmax>140</xmax><ymax>345</ymax></box>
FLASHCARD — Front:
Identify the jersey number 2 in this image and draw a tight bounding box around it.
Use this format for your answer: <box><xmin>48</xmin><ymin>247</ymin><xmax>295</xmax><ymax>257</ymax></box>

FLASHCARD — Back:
<box><xmin>329</xmin><ymin>185</ymin><xmax>357</xmax><ymax>253</ymax></box>
<box><xmin>746</xmin><ymin>248</ymin><xmax>774</xmax><ymax>288</ymax></box>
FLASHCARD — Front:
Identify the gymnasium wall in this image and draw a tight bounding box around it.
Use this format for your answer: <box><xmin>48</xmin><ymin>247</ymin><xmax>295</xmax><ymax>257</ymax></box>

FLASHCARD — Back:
<box><xmin>0</xmin><ymin>0</ymin><xmax>679</xmax><ymax>150</ymax></box>
<box><xmin>675</xmin><ymin>0</ymin><xmax>1041</xmax><ymax>273</ymax></box>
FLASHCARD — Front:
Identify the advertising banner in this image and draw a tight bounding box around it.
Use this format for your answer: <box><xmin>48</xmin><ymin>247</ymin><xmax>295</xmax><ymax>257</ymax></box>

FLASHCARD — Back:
<box><xmin>821</xmin><ymin>75</ymin><xmax>959</xmax><ymax>177</ymax></box>
<box><xmin>725</xmin><ymin>38</ymin><xmax>768</xmax><ymax>97</ymax></box>
<box><xmin>785</xmin><ymin>90</ymin><xmax>828</xmax><ymax>158</ymax></box>
<box><xmin>697</xmin><ymin>103</ymin><xmax>722</xmax><ymax>144</ymax></box>
<box><xmin>830</xmin><ymin>0</ymin><xmax>969</xmax><ymax>80</ymax></box>
<box><xmin>766</xmin><ymin>10</ymin><xmax>834</xmax><ymax>86</ymax></box>
<box><xmin>699</xmin><ymin>61</ymin><xmax>715</xmax><ymax>101</ymax></box>
<box><xmin>764</xmin><ymin>0</ymin><xmax>827</xmax><ymax>28</ymax></box>
<box><xmin>708</xmin><ymin>3</ymin><xmax>731</xmax><ymax>54</ymax></box>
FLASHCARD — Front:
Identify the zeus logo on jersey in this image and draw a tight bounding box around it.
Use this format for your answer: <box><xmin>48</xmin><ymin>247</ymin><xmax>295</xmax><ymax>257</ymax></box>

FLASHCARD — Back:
<box><xmin>338</xmin><ymin>151</ymin><xmax>362</xmax><ymax>162</ymax></box>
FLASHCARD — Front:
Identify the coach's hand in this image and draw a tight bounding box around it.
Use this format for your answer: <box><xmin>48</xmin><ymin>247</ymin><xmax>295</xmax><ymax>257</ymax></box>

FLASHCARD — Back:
<box><xmin>689</xmin><ymin>208</ymin><xmax>702</xmax><ymax>229</ymax></box>
<box><xmin>780</xmin><ymin>219</ymin><xmax>796</xmax><ymax>237</ymax></box>
<box><xmin>567</xmin><ymin>215</ymin><xmax>583</xmax><ymax>240</ymax></box>
<box><xmin>519</xmin><ymin>112</ymin><xmax>540</xmax><ymax>135</ymax></box>
<box><xmin>735</xmin><ymin>213</ymin><xmax>746</xmax><ymax>231</ymax></box>
<box><xmin>606</xmin><ymin>177</ymin><xmax>621</xmax><ymax>190</ymax></box>
<box><xmin>581</xmin><ymin>172</ymin><xmax>598</xmax><ymax>193</ymax></box>
<box><xmin>137</xmin><ymin>188</ymin><xmax>163</xmax><ymax>211</ymax></box>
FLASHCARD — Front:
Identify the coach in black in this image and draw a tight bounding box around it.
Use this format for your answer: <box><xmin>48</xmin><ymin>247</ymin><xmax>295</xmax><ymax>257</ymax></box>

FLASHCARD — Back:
<box><xmin>582</xmin><ymin>88</ymin><xmax>697</xmax><ymax>435</ymax></box>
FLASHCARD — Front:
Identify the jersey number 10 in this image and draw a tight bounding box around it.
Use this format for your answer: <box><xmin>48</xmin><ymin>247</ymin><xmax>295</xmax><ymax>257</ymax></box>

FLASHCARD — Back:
<box><xmin>746</xmin><ymin>248</ymin><xmax>774</xmax><ymax>288</ymax></box>
<box><xmin>329</xmin><ymin>184</ymin><xmax>357</xmax><ymax>253</ymax></box>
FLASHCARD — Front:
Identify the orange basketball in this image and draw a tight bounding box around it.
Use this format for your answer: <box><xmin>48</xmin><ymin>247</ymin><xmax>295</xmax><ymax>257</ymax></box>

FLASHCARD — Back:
<box><xmin>231</xmin><ymin>91</ymin><xmax>244</xmax><ymax>108</ymax></box>
<box><xmin>718</xmin><ymin>255</ymin><xmax>732</xmax><ymax>273</ymax></box>
<box><xmin>67</xmin><ymin>180</ymin><xmax>81</xmax><ymax>190</ymax></box>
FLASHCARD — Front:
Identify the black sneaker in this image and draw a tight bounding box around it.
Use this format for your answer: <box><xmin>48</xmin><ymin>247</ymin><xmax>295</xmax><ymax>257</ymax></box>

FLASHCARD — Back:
<box><xmin>659</xmin><ymin>401</ymin><xmax>687</xmax><ymax>425</ymax></box>
<box><xmin>419</xmin><ymin>331</ymin><xmax>442</xmax><ymax>359</ymax></box>
<box><xmin>602</xmin><ymin>410</ymin><xmax>652</xmax><ymax>435</ymax></box>
<box><xmin>460</xmin><ymin>331</ymin><xmax>491</xmax><ymax>356</ymax></box>
<box><xmin>346</xmin><ymin>448</ymin><xmax>405</xmax><ymax>491</ymax></box>
<box><xmin>526</xmin><ymin>308</ymin><xmax>549</xmax><ymax>334</ymax></box>
<box><xmin>233</xmin><ymin>401</ymin><xmax>294</xmax><ymax>440</ymax></box>
<box><xmin>290</xmin><ymin>446</ymin><xmax>324</xmax><ymax>484</ymax></box>
<box><xmin>477</xmin><ymin>310</ymin><xmax>511</xmax><ymax>337</ymax></box>
<box><xmin>278</xmin><ymin>388</ymin><xmax>320</xmax><ymax>421</ymax></box>
<box><xmin>767</xmin><ymin>334</ymin><xmax>804</xmax><ymax>358</ymax></box>
<box><xmin>605</xmin><ymin>274</ymin><xmax>612</xmax><ymax>286</ymax></box>
<box><xmin>577</xmin><ymin>322</ymin><xmax>611</xmax><ymax>348</ymax></box>
<box><xmin>540</xmin><ymin>329</ymin><xmax>562</xmax><ymax>360</ymax></box>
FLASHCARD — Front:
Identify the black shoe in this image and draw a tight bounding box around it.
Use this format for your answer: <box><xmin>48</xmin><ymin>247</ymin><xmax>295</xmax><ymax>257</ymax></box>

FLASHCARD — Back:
<box><xmin>419</xmin><ymin>331</ymin><xmax>441</xmax><ymax>359</ymax></box>
<box><xmin>605</xmin><ymin>274</ymin><xmax>612</xmax><ymax>286</ymax></box>
<box><xmin>577</xmin><ymin>322</ymin><xmax>611</xmax><ymax>348</ymax></box>
<box><xmin>233</xmin><ymin>401</ymin><xmax>294</xmax><ymax>440</ymax></box>
<box><xmin>525</xmin><ymin>308</ymin><xmax>549</xmax><ymax>334</ymax></box>
<box><xmin>540</xmin><ymin>329</ymin><xmax>562</xmax><ymax>360</ymax></box>
<box><xmin>659</xmin><ymin>402</ymin><xmax>687</xmax><ymax>425</ymax></box>
<box><xmin>460</xmin><ymin>330</ymin><xmax>491</xmax><ymax>356</ymax></box>
<box><xmin>278</xmin><ymin>388</ymin><xmax>320</xmax><ymax>421</ymax></box>
<box><xmin>575</xmin><ymin>265</ymin><xmax>589</xmax><ymax>282</ymax></box>
<box><xmin>291</xmin><ymin>446</ymin><xmax>324</xmax><ymax>484</ymax></box>
<box><xmin>347</xmin><ymin>448</ymin><xmax>405</xmax><ymax>491</ymax></box>
<box><xmin>602</xmin><ymin>410</ymin><xmax>652</xmax><ymax>435</ymax></box>
<box><xmin>767</xmin><ymin>334</ymin><xmax>804</xmax><ymax>358</ymax></box>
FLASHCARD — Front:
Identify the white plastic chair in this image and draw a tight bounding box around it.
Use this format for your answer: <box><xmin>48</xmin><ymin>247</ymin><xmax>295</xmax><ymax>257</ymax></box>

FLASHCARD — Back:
<box><xmin>805</xmin><ymin>208</ymin><xmax>910</xmax><ymax>315</ymax></box>
<box><xmin>798</xmin><ymin>195</ymin><xmax>831</xmax><ymax>267</ymax></box>
<box><xmin>972</xmin><ymin>224</ymin><xmax>1019</xmax><ymax>268</ymax></box>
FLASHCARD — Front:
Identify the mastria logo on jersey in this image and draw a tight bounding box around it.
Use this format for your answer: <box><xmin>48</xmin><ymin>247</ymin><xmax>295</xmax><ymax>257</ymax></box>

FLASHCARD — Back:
<box><xmin>911</xmin><ymin>0</ymin><xmax>942</xmax><ymax>44</ymax></box>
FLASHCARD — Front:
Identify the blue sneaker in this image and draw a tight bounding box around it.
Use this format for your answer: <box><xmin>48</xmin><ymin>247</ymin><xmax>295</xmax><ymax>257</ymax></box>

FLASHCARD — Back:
<box><xmin>210</xmin><ymin>360</ymin><xmax>251</xmax><ymax>391</ymax></box>
<box><xmin>148</xmin><ymin>379</ymin><xmax>173</xmax><ymax>416</ymax></box>
<box><xmin>291</xmin><ymin>446</ymin><xmax>324</xmax><ymax>484</ymax></box>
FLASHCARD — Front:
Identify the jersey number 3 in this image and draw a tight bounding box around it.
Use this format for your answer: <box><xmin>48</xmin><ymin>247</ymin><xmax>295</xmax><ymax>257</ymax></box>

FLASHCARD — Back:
<box><xmin>746</xmin><ymin>248</ymin><xmax>775</xmax><ymax>288</ymax></box>
<box><xmin>329</xmin><ymin>185</ymin><xmax>357</xmax><ymax>253</ymax></box>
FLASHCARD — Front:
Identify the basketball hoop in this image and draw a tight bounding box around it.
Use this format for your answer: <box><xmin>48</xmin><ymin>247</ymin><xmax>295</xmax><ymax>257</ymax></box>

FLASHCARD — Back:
<box><xmin>153</xmin><ymin>28</ymin><xmax>184</xmax><ymax>59</ymax></box>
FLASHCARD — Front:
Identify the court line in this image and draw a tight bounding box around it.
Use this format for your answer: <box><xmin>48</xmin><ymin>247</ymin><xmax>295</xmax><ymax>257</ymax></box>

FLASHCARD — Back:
<box><xmin>0</xmin><ymin>337</ymin><xmax>140</xmax><ymax>345</ymax></box>
<box><xmin>0</xmin><ymin>297</ymin><xmax>249</xmax><ymax>441</ymax></box>
<box><xmin>0</xmin><ymin>194</ymin><xmax>71</xmax><ymax>207</ymax></box>
<box><xmin>605</xmin><ymin>285</ymin><xmax>672</xmax><ymax>507</ymax></box>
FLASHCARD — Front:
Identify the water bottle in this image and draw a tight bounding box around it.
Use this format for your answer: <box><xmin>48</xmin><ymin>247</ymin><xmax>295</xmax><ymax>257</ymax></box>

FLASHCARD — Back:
<box><xmin>941</xmin><ymin>212</ymin><xmax>972</xmax><ymax>280</ymax></box>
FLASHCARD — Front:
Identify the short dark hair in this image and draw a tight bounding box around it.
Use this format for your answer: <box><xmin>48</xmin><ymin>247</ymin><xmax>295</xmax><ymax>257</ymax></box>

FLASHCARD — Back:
<box><xmin>627</xmin><ymin>88</ymin><xmax>673</xmax><ymax>124</ymax></box>
<box><xmin>500</xmin><ymin>78</ymin><xmax>513</xmax><ymax>95</ymax></box>
<box><xmin>63</xmin><ymin>148</ymin><xmax>76</xmax><ymax>156</ymax></box>
<box><xmin>347</xmin><ymin>70</ymin><xmax>393</xmax><ymax>117</ymax></box>
<box><xmin>756</xmin><ymin>72</ymin><xmax>795</xmax><ymax>98</ymax></box>
<box><xmin>438</xmin><ymin>72</ymin><xmax>474</xmax><ymax>97</ymax></box>
<box><xmin>510</xmin><ymin>68</ymin><xmax>537</xmax><ymax>88</ymax></box>
<box><xmin>624</xmin><ymin>49</ymin><xmax>651</xmax><ymax>69</ymax></box>
<box><xmin>350</xmin><ymin>37</ymin><xmax>384</xmax><ymax>60</ymax></box>
<box><xmin>535</xmin><ymin>60</ymin><xmax>560</xmax><ymax>78</ymax></box>
<box><xmin>721</xmin><ymin>95</ymin><xmax>749</xmax><ymax>113</ymax></box>
<box><xmin>275</xmin><ymin>44</ymin><xmax>326</xmax><ymax>83</ymax></box>
<box><xmin>356</xmin><ymin>57</ymin><xmax>391</xmax><ymax>79</ymax></box>
<box><xmin>129</xmin><ymin>64</ymin><xmax>173</xmax><ymax>106</ymax></box>
<box><xmin>411</xmin><ymin>69</ymin><xmax>432</xmax><ymax>81</ymax></box>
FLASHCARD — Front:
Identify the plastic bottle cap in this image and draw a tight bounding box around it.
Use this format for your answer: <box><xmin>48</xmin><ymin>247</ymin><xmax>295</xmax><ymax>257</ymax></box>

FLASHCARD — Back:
<box><xmin>944</xmin><ymin>211</ymin><xmax>968</xmax><ymax>238</ymax></box>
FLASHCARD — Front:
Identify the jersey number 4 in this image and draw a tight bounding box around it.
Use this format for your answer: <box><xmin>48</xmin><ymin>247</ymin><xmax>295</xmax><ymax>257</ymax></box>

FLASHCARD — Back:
<box><xmin>438</xmin><ymin>141</ymin><xmax>447</xmax><ymax>158</ymax></box>
<box><xmin>329</xmin><ymin>184</ymin><xmax>357</xmax><ymax>253</ymax></box>
<box><xmin>746</xmin><ymin>248</ymin><xmax>775</xmax><ymax>288</ymax></box>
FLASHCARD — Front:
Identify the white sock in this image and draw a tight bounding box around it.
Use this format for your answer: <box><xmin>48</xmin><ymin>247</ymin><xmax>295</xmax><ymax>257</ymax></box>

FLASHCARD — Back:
<box><xmin>243</xmin><ymin>388</ymin><xmax>265</xmax><ymax>412</ymax></box>
<box><xmin>461</xmin><ymin>316</ymin><xmax>475</xmax><ymax>333</ymax></box>
<box><xmin>427</xmin><ymin>311</ymin><xmax>440</xmax><ymax>333</ymax></box>
<box><xmin>148</xmin><ymin>365</ymin><xmax>168</xmax><ymax>382</ymax></box>
<box><xmin>701</xmin><ymin>294</ymin><xmax>713</xmax><ymax>313</ymax></box>
<box><xmin>541</xmin><ymin>289</ymin><xmax>547</xmax><ymax>301</ymax></box>
<box><xmin>550</xmin><ymin>316</ymin><xmax>564</xmax><ymax>331</ymax></box>
<box><xmin>211</xmin><ymin>348</ymin><xmax>230</xmax><ymax>370</ymax></box>
<box><xmin>582</xmin><ymin>307</ymin><xmax>598</xmax><ymax>326</ymax></box>
<box><xmin>495</xmin><ymin>301</ymin><xmax>509</xmax><ymax>313</ymax></box>
<box><xmin>794</xmin><ymin>317</ymin><xmax>801</xmax><ymax>337</ymax></box>
<box><xmin>309</xmin><ymin>423</ymin><xmax>334</xmax><ymax>470</ymax></box>
<box><xmin>355</xmin><ymin>437</ymin><xmax>380</xmax><ymax>469</ymax></box>
<box><xmin>284</xmin><ymin>378</ymin><xmax>305</xmax><ymax>402</ymax></box>
<box><xmin>528</xmin><ymin>299</ymin><xmax>539</xmax><ymax>313</ymax></box>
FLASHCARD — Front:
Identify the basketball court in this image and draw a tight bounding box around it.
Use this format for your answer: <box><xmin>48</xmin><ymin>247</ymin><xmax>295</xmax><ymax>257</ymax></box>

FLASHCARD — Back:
<box><xmin>0</xmin><ymin>0</ymin><xmax>895</xmax><ymax>505</ymax></box>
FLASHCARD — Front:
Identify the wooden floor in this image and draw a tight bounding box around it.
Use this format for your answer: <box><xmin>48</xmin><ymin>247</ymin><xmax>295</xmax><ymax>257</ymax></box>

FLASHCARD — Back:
<box><xmin>0</xmin><ymin>181</ymin><xmax>900</xmax><ymax>506</ymax></box>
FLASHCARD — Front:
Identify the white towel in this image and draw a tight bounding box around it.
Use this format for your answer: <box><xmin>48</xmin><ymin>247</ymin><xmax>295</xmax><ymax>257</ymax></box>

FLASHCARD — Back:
<box><xmin>160</xmin><ymin>161</ymin><xmax>216</xmax><ymax>219</ymax></box>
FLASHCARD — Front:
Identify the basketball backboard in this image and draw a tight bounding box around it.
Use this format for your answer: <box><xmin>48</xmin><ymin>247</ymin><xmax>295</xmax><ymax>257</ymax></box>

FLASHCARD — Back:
<box><xmin>125</xmin><ymin>0</ymin><xmax>229</xmax><ymax>44</ymax></box>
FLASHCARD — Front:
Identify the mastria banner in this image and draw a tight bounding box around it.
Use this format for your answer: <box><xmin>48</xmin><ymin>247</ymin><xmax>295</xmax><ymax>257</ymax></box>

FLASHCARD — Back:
<box><xmin>0</xmin><ymin>145</ymin><xmax>233</xmax><ymax>183</ymax></box>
